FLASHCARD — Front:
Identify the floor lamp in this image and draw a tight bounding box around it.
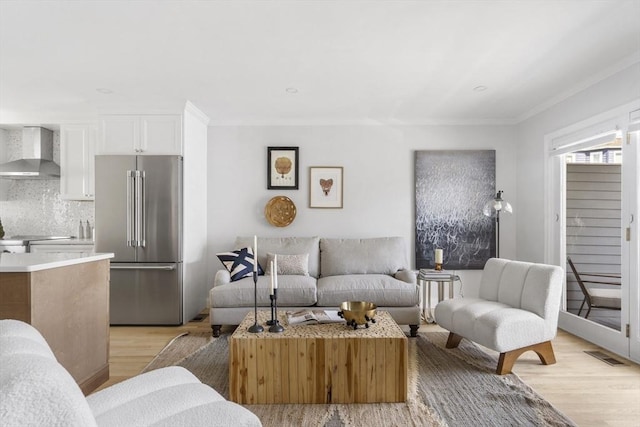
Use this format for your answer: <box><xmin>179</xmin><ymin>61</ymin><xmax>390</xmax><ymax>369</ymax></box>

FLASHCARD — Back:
<box><xmin>482</xmin><ymin>190</ymin><xmax>512</xmax><ymax>258</ymax></box>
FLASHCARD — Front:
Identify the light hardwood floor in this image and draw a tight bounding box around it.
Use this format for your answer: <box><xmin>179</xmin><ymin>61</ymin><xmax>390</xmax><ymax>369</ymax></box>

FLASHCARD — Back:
<box><xmin>102</xmin><ymin>316</ymin><xmax>640</xmax><ymax>427</ymax></box>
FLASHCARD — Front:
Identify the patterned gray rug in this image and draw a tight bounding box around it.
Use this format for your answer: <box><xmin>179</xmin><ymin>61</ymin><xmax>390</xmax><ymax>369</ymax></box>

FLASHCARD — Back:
<box><xmin>143</xmin><ymin>331</ymin><xmax>575</xmax><ymax>427</ymax></box>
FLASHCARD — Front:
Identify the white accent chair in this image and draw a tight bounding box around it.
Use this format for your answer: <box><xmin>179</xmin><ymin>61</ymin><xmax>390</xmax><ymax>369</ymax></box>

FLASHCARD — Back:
<box><xmin>0</xmin><ymin>319</ymin><xmax>262</xmax><ymax>427</ymax></box>
<box><xmin>434</xmin><ymin>258</ymin><xmax>564</xmax><ymax>374</ymax></box>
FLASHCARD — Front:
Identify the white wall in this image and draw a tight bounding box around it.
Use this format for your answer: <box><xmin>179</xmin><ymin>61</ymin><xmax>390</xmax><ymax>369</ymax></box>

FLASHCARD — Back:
<box><xmin>206</xmin><ymin>63</ymin><xmax>639</xmax><ymax>291</ymax></box>
<box><xmin>207</xmin><ymin>124</ymin><xmax>517</xmax><ymax>291</ymax></box>
<box><xmin>516</xmin><ymin>63</ymin><xmax>640</xmax><ymax>262</ymax></box>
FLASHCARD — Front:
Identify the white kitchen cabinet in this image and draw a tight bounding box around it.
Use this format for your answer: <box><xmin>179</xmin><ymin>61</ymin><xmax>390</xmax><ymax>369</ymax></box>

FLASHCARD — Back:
<box><xmin>60</xmin><ymin>124</ymin><xmax>97</xmax><ymax>200</ymax></box>
<box><xmin>30</xmin><ymin>244</ymin><xmax>95</xmax><ymax>256</ymax></box>
<box><xmin>98</xmin><ymin>115</ymin><xmax>182</xmax><ymax>155</ymax></box>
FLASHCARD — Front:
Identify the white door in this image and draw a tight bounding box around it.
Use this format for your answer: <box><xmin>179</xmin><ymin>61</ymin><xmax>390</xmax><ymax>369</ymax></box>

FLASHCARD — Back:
<box><xmin>626</xmin><ymin>117</ymin><xmax>640</xmax><ymax>362</ymax></box>
<box><xmin>545</xmin><ymin>103</ymin><xmax>639</xmax><ymax>363</ymax></box>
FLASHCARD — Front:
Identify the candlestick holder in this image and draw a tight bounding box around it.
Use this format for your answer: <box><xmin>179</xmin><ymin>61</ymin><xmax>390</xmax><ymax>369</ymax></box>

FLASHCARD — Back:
<box><xmin>268</xmin><ymin>288</ymin><xmax>284</xmax><ymax>333</ymax></box>
<box><xmin>434</xmin><ymin>262</ymin><xmax>443</xmax><ymax>271</ymax></box>
<box><xmin>267</xmin><ymin>293</ymin><xmax>276</xmax><ymax>325</ymax></box>
<box><xmin>247</xmin><ymin>271</ymin><xmax>264</xmax><ymax>333</ymax></box>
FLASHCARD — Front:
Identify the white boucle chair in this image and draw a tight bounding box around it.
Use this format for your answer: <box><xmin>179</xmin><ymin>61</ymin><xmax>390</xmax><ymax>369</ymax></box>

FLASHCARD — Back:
<box><xmin>0</xmin><ymin>319</ymin><xmax>262</xmax><ymax>427</ymax></box>
<box><xmin>434</xmin><ymin>258</ymin><xmax>564</xmax><ymax>374</ymax></box>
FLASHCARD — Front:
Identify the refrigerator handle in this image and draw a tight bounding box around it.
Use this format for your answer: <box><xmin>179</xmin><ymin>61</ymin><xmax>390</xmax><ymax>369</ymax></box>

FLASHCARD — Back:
<box><xmin>110</xmin><ymin>263</ymin><xmax>176</xmax><ymax>271</ymax></box>
<box><xmin>137</xmin><ymin>170</ymin><xmax>146</xmax><ymax>247</ymax></box>
<box><xmin>126</xmin><ymin>170</ymin><xmax>135</xmax><ymax>247</ymax></box>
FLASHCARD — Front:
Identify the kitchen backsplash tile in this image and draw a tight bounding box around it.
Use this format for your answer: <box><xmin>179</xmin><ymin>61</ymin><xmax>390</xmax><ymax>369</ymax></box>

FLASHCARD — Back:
<box><xmin>0</xmin><ymin>129</ymin><xmax>94</xmax><ymax>237</ymax></box>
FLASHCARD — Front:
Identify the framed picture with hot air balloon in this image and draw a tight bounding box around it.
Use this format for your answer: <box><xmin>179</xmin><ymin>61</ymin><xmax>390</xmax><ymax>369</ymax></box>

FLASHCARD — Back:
<box><xmin>267</xmin><ymin>146</ymin><xmax>299</xmax><ymax>189</ymax></box>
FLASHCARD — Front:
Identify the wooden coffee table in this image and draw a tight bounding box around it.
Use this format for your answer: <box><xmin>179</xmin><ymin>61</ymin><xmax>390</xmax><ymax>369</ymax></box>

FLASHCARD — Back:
<box><xmin>229</xmin><ymin>310</ymin><xmax>407</xmax><ymax>404</ymax></box>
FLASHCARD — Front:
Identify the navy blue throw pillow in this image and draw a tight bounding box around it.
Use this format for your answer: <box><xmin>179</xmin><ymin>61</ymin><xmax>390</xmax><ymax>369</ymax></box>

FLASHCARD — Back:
<box><xmin>216</xmin><ymin>247</ymin><xmax>264</xmax><ymax>281</ymax></box>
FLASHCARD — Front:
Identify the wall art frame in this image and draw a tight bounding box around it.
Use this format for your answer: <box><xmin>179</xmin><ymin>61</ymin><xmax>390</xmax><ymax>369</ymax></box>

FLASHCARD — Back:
<box><xmin>415</xmin><ymin>150</ymin><xmax>495</xmax><ymax>270</ymax></box>
<box><xmin>267</xmin><ymin>146</ymin><xmax>299</xmax><ymax>189</ymax></box>
<box><xmin>309</xmin><ymin>166</ymin><xmax>343</xmax><ymax>208</ymax></box>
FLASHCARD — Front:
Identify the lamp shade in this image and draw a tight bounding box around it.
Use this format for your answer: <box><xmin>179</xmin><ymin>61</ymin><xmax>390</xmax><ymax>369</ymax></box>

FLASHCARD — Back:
<box><xmin>483</xmin><ymin>191</ymin><xmax>512</xmax><ymax>217</ymax></box>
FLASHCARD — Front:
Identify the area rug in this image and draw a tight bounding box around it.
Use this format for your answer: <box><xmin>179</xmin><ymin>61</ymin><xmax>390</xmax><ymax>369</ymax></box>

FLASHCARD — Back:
<box><xmin>143</xmin><ymin>331</ymin><xmax>575</xmax><ymax>427</ymax></box>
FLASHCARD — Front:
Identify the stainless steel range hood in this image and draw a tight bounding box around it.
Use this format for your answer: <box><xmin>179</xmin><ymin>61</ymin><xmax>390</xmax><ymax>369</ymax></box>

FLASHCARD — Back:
<box><xmin>0</xmin><ymin>127</ymin><xmax>60</xmax><ymax>179</ymax></box>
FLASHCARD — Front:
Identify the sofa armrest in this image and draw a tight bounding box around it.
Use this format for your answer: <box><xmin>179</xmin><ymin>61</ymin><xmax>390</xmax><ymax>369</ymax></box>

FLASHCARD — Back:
<box><xmin>213</xmin><ymin>269</ymin><xmax>231</xmax><ymax>288</ymax></box>
<box><xmin>394</xmin><ymin>269</ymin><xmax>416</xmax><ymax>284</ymax></box>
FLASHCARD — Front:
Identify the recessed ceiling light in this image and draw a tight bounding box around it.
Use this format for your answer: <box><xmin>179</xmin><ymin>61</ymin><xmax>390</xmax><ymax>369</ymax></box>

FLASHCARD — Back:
<box><xmin>285</xmin><ymin>87</ymin><xmax>298</xmax><ymax>94</ymax></box>
<box><xmin>96</xmin><ymin>88</ymin><xmax>114</xmax><ymax>94</ymax></box>
<box><xmin>473</xmin><ymin>86</ymin><xmax>488</xmax><ymax>92</ymax></box>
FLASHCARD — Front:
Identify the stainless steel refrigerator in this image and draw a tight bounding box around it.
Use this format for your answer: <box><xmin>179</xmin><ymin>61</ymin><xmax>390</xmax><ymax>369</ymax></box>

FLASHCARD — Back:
<box><xmin>95</xmin><ymin>155</ymin><xmax>183</xmax><ymax>325</ymax></box>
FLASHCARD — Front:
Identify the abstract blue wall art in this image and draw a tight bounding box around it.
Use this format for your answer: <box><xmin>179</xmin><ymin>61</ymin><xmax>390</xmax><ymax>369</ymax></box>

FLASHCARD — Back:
<box><xmin>415</xmin><ymin>150</ymin><xmax>496</xmax><ymax>270</ymax></box>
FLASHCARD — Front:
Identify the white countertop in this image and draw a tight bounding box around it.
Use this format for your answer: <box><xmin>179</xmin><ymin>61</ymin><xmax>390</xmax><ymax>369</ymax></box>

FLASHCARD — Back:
<box><xmin>29</xmin><ymin>238</ymin><xmax>95</xmax><ymax>245</ymax></box>
<box><xmin>0</xmin><ymin>252</ymin><xmax>114</xmax><ymax>272</ymax></box>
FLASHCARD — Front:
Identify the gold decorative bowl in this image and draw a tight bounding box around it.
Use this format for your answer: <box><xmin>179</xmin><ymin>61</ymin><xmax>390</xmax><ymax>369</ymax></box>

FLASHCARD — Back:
<box><xmin>338</xmin><ymin>301</ymin><xmax>377</xmax><ymax>330</ymax></box>
<box><xmin>264</xmin><ymin>196</ymin><xmax>296</xmax><ymax>227</ymax></box>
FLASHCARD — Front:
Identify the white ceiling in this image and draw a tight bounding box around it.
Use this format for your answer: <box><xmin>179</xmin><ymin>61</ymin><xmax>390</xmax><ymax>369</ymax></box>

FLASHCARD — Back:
<box><xmin>1</xmin><ymin>0</ymin><xmax>639</xmax><ymax>126</ymax></box>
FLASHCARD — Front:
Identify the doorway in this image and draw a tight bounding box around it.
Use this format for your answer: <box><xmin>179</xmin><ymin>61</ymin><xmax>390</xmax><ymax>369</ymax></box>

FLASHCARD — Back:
<box><xmin>545</xmin><ymin>102</ymin><xmax>639</xmax><ymax>362</ymax></box>
<box><xmin>564</xmin><ymin>141</ymin><xmax>622</xmax><ymax>331</ymax></box>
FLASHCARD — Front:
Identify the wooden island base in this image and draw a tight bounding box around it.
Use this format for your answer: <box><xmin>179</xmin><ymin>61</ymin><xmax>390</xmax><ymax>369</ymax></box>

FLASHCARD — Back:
<box><xmin>229</xmin><ymin>310</ymin><xmax>407</xmax><ymax>404</ymax></box>
<box><xmin>0</xmin><ymin>257</ymin><xmax>111</xmax><ymax>394</ymax></box>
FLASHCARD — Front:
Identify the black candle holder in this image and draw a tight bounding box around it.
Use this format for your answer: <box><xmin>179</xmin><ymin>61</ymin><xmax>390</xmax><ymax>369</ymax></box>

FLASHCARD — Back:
<box><xmin>247</xmin><ymin>271</ymin><xmax>264</xmax><ymax>333</ymax></box>
<box><xmin>268</xmin><ymin>288</ymin><xmax>284</xmax><ymax>333</ymax></box>
<box><xmin>266</xmin><ymin>293</ymin><xmax>276</xmax><ymax>326</ymax></box>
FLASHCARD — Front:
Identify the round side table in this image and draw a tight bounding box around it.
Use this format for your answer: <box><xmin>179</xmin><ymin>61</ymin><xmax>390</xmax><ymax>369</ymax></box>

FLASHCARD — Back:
<box><xmin>417</xmin><ymin>273</ymin><xmax>460</xmax><ymax>323</ymax></box>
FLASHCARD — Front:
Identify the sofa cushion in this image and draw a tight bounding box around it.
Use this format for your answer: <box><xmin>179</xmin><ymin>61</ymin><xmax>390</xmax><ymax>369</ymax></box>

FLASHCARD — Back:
<box><xmin>210</xmin><ymin>275</ymin><xmax>317</xmax><ymax>307</ymax></box>
<box><xmin>89</xmin><ymin>372</ymin><xmax>232</xmax><ymax>426</ymax></box>
<box><xmin>0</xmin><ymin>319</ymin><xmax>55</xmax><ymax>359</ymax></box>
<box><xmin>478</xmin><ymin>258</ymin><xmax>509</xmax><ymax>301</ymax></box>
<box><xmin>87</xmin><ymin>366</ymin><xmax>221</xmax><ymax>417</ymax></box>
<box><xmin>521</xmin><ymin>263</ymin><xmax>564</xmax><ymax>323</ymax></box>
<box><xmin>320</xmin><ymin>237</ymin><xmax>408</xmax><ymax>277</ymax></box>
<box><xmin>216</xmin><ymin>247</ymin><xmax>263</xmax><ymax>281</ymax></box>
<box><xmin>0</xmin><ymin>319</ymin><xmax>98</xmax><ymax>427</ymax></box>
<box><xmin>476</xmin><ymin>258</ymin><xmax>563</xmax><ymax>337</ymax></box>
<box><xmin>436</xmin><ymin>298</ymin><xmax>510</xmax><ymax>341</ymax></box>
<box><xmin>1</xmin><ymin>354</ymin><xmax>98</xmax><ymax>427</ymax></box>
<box><xmin>497</xmin><ymin>261</ymin><xmax>532</xmax><ymax>309</ymax></box>
<box><xmin>151</xmin><ymin>401</ymin><xmax>263</xmax><ymax>427</ymax></box>
<box><xmin>434</xmin><ymin>297</ymin><xmax>486</xmax><ymax>331</ymax></box>
<box><xmin>266</xmin><ymin>252</ymin><xmax>309</xmax><ymax>276</ymax></box>
<box><xmin>436</xmin><ymin>298</ymin><xmax>549</xmax><ymax>353</ymax></box>
<box><xmin>316</xmin><ymin>274</ymin><xmax>419</xmax><ymax>307</ymax></box>
<box><xmin>236</xmin><ymin>236</ymin><xmax>320</xmax><ymax>278</ymax></box>
<box><xmin>473</xmin><ymin>307</ymin><xmax>548</xmax><ymax>353</ymax></box>
<box><xmin>589</xmin><ymin>288</ymin><xmax>622</xmax><ymax>308</ymax></box>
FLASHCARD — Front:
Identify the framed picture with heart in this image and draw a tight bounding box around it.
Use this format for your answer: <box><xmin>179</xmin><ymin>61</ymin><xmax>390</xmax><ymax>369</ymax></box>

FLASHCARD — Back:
<box><xmin>309</xmin><ymin>166</ymin><xmax>343</xmax><ymax>208</ymax></box>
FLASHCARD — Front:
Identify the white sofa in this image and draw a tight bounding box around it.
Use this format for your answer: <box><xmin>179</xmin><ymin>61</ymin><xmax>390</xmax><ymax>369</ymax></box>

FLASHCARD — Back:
<box><xmin>210</xmin><ymin>236</ymin><xmax>421</xmax><ymax>337</ymax></box>
<box><xmin>0</xmin><ymin>319</ymin><xmax>262</xmax><ymax>427</ymax></box>
<box><xmin>434</xmin><ymin>258</ymin><xmax>564</xmax><ymax>374</ymax></box>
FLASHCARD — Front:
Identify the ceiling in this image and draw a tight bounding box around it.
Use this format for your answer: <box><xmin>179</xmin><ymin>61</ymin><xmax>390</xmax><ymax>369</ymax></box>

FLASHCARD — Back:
<box><xmin>1</xmin><ymin>0</ymin><xmax>639</xmax><ymax>126</ymax></box>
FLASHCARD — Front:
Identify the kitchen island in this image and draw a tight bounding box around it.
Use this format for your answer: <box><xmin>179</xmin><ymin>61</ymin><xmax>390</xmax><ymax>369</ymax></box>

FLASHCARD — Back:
<box><xmin>0</xmin><ymin>252</ymin><xmax>114</xmax><ymax>394</ymax></box>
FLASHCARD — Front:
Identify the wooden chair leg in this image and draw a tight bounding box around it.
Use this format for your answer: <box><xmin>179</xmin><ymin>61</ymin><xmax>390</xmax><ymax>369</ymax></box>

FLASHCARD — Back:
<box><xmin>496</xmin><ymin>341</ymin><xmax>556</xmax><ymax>375</ymax></box>
<box><xmin>445</xmin><ymin>332</ymin><xmax>463</xmax><ymax>348</ymax></box>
